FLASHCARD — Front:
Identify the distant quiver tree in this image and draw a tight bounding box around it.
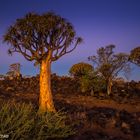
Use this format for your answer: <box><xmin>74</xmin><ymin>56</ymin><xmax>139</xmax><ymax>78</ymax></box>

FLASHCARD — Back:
<box><xmin>129</xmin><ymin>47</ymin><xmax>140</xmax><ymax>66</ymax></box>
<box><xmin>9</xmin><ymin>63</ymin><xmax>21</xmax><ymax>77</ymax></box>
<box><xmin>3</xmin><ymin>12</ymin><xmax>82</xmax><ymax>113</ymax></box>
<box><xmin>6</xmin><ymin>63</ymin><xmax>21</xmax><ymax>79</ymax></box>
<box><xmin>69</xmin><ymin>62</ymin><xmax>93</xmax><ymax>78</ymax></box>
<box><xmin>88</xmin><ymin>45</ymin><xmax>130</xmax><ymax>95</ymax></box>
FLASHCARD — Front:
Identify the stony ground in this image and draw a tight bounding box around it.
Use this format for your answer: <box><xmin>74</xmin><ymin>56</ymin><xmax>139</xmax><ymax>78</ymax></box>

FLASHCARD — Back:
<box><xmin>0</xmin><ymin>77</ymin><xmax>140</xmax><ymax>140</ymax></box>
<box><xmin>0</xmin><ymin>92</ymin><xmax>140</xmax><ymax>140</ymax></box>
<box><xmin>55</xmin><ymin>94</ymin><xmax>140</xmax><ymax>140</ymax></box>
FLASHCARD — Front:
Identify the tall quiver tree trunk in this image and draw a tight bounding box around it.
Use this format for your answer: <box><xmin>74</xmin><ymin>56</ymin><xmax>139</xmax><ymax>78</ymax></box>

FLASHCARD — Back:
<box><xmin>39</xmin><ymin>56</ymin><xmax>56</xmax><ymax>113</ymax></box>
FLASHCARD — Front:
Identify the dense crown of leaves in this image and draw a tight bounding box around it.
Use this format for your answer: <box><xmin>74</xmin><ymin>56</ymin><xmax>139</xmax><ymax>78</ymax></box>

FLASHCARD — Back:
<box><xmin>69</xmin><ymin>62</ymin><xmax>93</xmax><ymax>78</ymax></box>
<box><xmin>129</xmin><ymin>47</ymin><xmax>140</xmax><ymax>66</ymax></box>
<box><xmin>3</xmin><ymin>12</ymin><xmax>82</xmax><ymax>64</ymax></box>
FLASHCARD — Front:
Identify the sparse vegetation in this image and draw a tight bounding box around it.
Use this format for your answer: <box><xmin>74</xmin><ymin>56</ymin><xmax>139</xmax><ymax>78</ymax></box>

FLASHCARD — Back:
<box><xmin>0</xmin><ymin>66</ymin><xmax>140</xmax><ymax>140</ymax></box>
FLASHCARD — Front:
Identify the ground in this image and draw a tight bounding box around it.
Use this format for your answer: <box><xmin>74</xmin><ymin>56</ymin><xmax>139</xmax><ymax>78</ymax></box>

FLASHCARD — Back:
<box><xmin>0</xmin><ymin>77</ymin><xmax>140</xmax><ymax>140</ymax></box>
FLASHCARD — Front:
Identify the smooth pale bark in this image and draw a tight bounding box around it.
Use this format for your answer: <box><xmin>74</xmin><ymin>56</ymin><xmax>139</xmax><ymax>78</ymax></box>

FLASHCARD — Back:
<box><xmin>90</xmin><ymin>89</ymin><xmax>94</xmax><ymax>96</ymax></box>
<box><xmin>39</xmin><ymin>57</ymin><xmax>56</xmax><ymax>113</ymax></box>
<box><xmin>107</xmin><ymin>78</ymin><xmax>112</xmax><ymax>95</ymax></box>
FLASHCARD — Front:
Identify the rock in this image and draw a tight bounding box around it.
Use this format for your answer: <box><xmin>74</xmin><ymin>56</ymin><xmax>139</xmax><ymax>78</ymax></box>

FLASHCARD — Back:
<box><xmin>106</xmin><ymin>118</ymin><xmax>116</xmax><ymax>128</ymax></box>
<box><xmin>119</xmin><ymin>110</ymin><xmax>134</xmax><ymax>123</ymax></box>
<box><xmin>122</xmin><ymin>122</ymin><xmax>130</xmax><ymax>129</ymax></box>
<box><xmin>131</xmin><ymin>122</ymin><xmax>140</xmax><ymax>137</ymax></box>
<box><xmin>5</xmin><ymin>87</ymin><xmax>15</xmax><ymax>92</ymax></box>
<box><xmin>121</xmin><ymin>122</ymin><xmax>131</xmax><ymax>134</ymax></box>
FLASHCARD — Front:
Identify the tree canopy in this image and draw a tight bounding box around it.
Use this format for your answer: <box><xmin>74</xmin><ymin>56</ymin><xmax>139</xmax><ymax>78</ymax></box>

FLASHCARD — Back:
<box><xmin>129</xmin><ymin>47</ymin><xmax>140</xmax><ymax>66</ymax></box>
<box><xmin>69</xmin><ymin>62</ymin><xmax>93</xmax><ymax>78</ymax></box>
<box><xmin>3</xmin><ymin>12</ymin><xmax>82</xmax><ymax>64</ymax></box>
<box><xmin>88</xmin><ymin>45</ymin><xmax>130</xmax><ymax>95</ymax></box>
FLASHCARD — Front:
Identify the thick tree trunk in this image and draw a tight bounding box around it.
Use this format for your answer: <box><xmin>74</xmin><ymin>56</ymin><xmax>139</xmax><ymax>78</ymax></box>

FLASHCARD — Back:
<box><xmin>107</xmin><ymin>78</ymin><xmax>112</xmax><ymax>95</ymax></box>
<box><xmin>38</xmin><ymin>58</ymin><xmax>56</xmax><ymax>113</ymax></box>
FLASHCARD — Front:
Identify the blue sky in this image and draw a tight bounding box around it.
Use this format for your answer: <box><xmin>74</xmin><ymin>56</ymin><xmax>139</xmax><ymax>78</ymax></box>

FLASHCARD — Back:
<box><xmin>0</xmin><ymin>0</ymin><xmax>140</xmax><ymax>81</ymax></box>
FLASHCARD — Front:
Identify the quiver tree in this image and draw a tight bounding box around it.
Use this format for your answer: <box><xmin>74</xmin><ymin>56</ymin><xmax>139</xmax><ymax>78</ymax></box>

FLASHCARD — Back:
<box><xmin>9</xmin><ymin>63</ymin><xmax>21</xmax><ymax>77</ymax></box>
<box><xmin>69</xmin><ymin>62</ymin><xmax>93</xmax><ymax>78</ymax></box>
<box><xmin>3</xmin><ymin>12</ymin><xmax>82</xmax><ymax>113</ymax></box>
<box><xmin>88</xmin><ymin>45</ymin><xmax>130</xmax><ymax>95</ymax></box>
<box><xmin>6</xmin><ymin>63</ymin><xmax>21</xmax><ymax>79</ymax></box>
<box><xmin>69</xmin><ymin>62</ymin><xmax>94</xmax><ymax>94</ymax></box>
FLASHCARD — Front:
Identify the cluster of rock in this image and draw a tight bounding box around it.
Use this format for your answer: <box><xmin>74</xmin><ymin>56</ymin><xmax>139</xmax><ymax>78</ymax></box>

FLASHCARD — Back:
<box><xmin>111</xmin><ymin>81</ymin><xmax>140</xmax><ymax>103</ymax></box>
<box><xmin>0</xmin><ymin>74</ymin><xmax>140</xmax><ymax>99</ymax></box>
<box><xmin>0</xmin><ymin>74</ymin><xmax>80</xmax><ymax>95</ymax></box>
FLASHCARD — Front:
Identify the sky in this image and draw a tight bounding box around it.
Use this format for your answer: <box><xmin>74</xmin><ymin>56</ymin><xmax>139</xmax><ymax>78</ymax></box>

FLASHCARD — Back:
<box><xmin>0</xmin><ymin>0</ymin><xmax>140</xmax><ymax>81</ymax></box>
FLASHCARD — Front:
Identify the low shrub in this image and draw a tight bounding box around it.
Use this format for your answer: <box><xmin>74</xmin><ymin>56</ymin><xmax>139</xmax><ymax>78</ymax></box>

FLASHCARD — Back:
<box><xmin>80</xmin><ymin>72</ymin><xmax>106</xmax><ymax>95</ymax></box>
<box><xmin>0</xmin><ymin>101</ymin><xmax>75</xmax><ymax>140</ymax></box>
<box><xmin>0</xmin><ymin>102</ymin><xmax>34</xmax><ymax>140</ymax></box>
<box><xmin>34</xmin><ymin>111</ymin><xmax>75</xmax><ymax>139</ymax></box>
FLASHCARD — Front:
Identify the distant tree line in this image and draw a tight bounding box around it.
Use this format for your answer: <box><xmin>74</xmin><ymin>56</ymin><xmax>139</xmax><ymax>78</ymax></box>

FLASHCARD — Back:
<box><xmin>69</xmin><ymin>45</ymin><xmax>140</xmax><ymax>96</ymax></box>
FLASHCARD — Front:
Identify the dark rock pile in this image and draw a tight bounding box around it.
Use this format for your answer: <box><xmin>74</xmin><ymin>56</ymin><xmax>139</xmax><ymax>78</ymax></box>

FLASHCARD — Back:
<box><xmin>0</xmin><ymin>74</ymin><xmax>80</xmax><ymax>95</ymax></box>
<box><xmin>0</xmin><ymin>74</ymin><xmax>140</xmax><ymax>102</ymax></box>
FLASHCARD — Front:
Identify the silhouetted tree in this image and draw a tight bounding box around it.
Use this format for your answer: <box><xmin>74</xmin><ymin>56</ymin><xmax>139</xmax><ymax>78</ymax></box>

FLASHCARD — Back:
<box><xmin>3</xmin><ymin>12</ymin><xmax>82</xmax><ymax>113</ymax></box>
<box><xmin>129</xmin><ymin>47</ymin><xmax>140</xmax><ymax>66</ymax></box>
<box><xmin>88</xmin><ymin>45</ymin><xmax>130</xmax><ymax>95</ymax></box>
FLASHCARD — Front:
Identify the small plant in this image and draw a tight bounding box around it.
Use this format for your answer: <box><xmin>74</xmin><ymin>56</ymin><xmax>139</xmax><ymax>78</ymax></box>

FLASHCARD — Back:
<box><xmin>0</xmin><ymin>101</ymin><xmax>75</xmax><ymax>140</ymax></box>
<box><xmin>0</xmin><ymin>101</ymin><xmax>34</xmax><ymax>140</ymax></box>
<box><xmin>34</xmin><ymin>111</ymin><xmax>75</xmax><ymax>140</ymax></box>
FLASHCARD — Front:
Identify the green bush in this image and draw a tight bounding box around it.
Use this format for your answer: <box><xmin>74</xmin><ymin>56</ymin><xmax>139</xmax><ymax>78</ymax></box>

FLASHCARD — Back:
<box><xmin>80</xmin><ymin>72</ymin><xmax>106</xmax><ymax>95</ymax></box>
<box><xmin>0</xmin><ymin>101</ymin><xmax>75</xmax><ymax>140</ymax></box>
